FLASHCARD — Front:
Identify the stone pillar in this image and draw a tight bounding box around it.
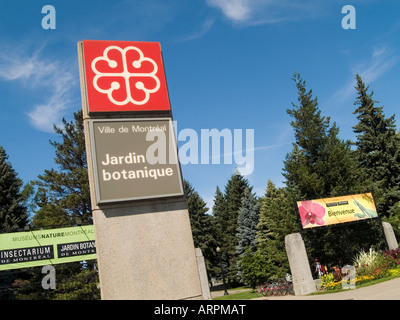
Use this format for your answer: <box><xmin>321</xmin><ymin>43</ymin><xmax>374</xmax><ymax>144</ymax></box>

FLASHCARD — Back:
<box><xmin>285</xmin><ymin>233</ymin><xmax>317</xmax><ymax>296</ymax></box>
<box><xmin>382</xmin><ymin>222</ymin><xmax>399</xmax><ymax>250</ymax></box>
<box><xmin>195</xmin><ymin>248</ymin><xmax>212</xmax><ymax>300</ymax></box>
<box><xmin>92</xmin><ymin>201</ymin><xmax>204</xmax><ymax>300</ymax></box>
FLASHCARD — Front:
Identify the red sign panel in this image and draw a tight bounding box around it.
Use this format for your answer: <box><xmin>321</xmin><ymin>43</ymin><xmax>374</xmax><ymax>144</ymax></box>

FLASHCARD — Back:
<box><xmin>82</xmin><ymin>40</ymin><xmax>170</xmax><ymax>113</ymax></box>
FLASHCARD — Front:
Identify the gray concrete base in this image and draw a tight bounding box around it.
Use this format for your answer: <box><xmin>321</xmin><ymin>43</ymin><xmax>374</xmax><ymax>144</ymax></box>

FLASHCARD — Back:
<box><xmin>382</xmin><ymin>222</ymin><xmax>399</xmax><ymax>251</ymax></box>
<box><xmin>93</xmin><ymin>202</ymin><xmax>204</xmax><ymax>300</ymax></box>
<box><xmin>195</xmin><ymin>248</ymin><xmax>212</xmax><ymax>300</ymax></box>
<box><xmin>285</xmin><ymin>233</ymin><xmax>317</xmax><ymax>296</ymax></box>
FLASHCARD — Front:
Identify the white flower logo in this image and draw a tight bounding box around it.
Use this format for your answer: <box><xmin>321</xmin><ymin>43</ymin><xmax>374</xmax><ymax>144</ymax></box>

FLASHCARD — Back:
<box><xmin>91</xmin><ymin>45</ymin><xmax>161</xmax><ymax>106</ymax></box>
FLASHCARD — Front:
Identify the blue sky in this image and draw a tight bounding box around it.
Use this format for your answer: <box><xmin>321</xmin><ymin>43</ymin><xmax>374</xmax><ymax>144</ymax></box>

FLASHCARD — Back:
<box><xmin>1</xmin><ymin>0</ymin><xmax>399</xmax><ymax>212</ymax></box>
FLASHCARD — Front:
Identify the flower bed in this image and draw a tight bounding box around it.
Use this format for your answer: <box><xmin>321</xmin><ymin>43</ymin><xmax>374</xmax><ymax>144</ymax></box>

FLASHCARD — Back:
<box><xmin>318</xmin><ymin>248</ymin><xmax>400</xmax><ymax>291</ymax></box>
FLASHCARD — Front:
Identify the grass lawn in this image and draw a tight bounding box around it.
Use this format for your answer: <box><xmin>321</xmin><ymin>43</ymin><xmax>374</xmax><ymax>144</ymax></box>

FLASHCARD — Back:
<box><xmin>213</xmin><ymin>289</ymin><xmax>257</xmax><ymax>300</ymax></box>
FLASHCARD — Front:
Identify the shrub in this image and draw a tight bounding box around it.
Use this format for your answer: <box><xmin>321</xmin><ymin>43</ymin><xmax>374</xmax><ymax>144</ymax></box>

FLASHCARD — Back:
<box><xmin>238</xmin><ymin>249</ymin><xmax>269</xmax><ymax>288</ymax></box>
<box><xmin>353</xmin><ymin>248</ymin><xmax>380</xmax><ymax>268</ymax></box>
<box><xmin>319</xmin><ymin>273</ymin><xmax>337</xmax><ymax>291</ymax></box>
<box><xmin>353</xmin><ymin>248</ymin><xmax>389</xmax><ymax>278</ymax></box>
<box><xmin>383</xmin><ymin>248</ymin><xmax>400</xmax><ymax>269</ymax></box>
<box><xmin>388</xmin><ymin>266</ymin><xmax>400</xmax><ymax>277</ymax></box>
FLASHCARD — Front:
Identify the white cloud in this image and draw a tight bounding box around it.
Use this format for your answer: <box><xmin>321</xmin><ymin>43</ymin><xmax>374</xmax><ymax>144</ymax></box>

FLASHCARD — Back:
<box><xmin>327</xmin><ymin>46</ymin><xmax>399</xmax><ymax>105</ymax></box>
<box><xmin>0</xmin><ymin>57</ymin><xmax>36</xmax><ymax>81</ymax></box>
<box><xmin>176</xmin><ymin>18</ymin><xmax>215</xmax><ymax>43</ymax></box>
<box><xmin>206</xmin><ymin>0</ymin><xmax>252</xmax><ymax>22</ymax></box>
<box><xmin>0</xmin><ymin>44</ymin><xmax>77</xmax><ymax>132</ymax></box>
<box><xmin>205</xmin><ymin>0</ymin><xmax>328</xmax><ymax>25</ymax></box>
<box><xmin>357</xmin><ymin>46</ymin><xmax>398</xmax><ymax>84</ymax></box>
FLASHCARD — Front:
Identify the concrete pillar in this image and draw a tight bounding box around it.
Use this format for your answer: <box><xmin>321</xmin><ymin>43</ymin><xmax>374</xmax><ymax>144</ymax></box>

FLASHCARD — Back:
<box><xmin>382</xmin><ymin>222</ymin><xmax>399</xmax><ymax>250</ymax></box>
<box><xmin>93</xmin><ymin>202</ymin><xmax>204</xmax><ymax>300</ymax></box>
<box><xmin>285</xmin><ymin>233</ymin><xmax>317</xmax><ymax>296</ymax></box>
<box><xmin>195</xmin><ymin>248</ymin><xmax>212</xmax><ymax>300</ymax></box>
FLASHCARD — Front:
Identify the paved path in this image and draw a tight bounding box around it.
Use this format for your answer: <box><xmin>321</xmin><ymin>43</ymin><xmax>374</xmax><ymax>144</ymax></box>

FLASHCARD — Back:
<box><xmin>252</xmin><ymin>277</ymin><xmax>400</xmax><ymax>300</ymax></box>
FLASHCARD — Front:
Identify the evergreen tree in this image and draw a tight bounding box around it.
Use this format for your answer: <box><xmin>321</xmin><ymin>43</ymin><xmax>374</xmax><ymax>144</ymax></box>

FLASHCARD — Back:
<box><xmin>17</xmin><ymin>110</ymin><xmax>99</xmax><ymax>300</ymax></box>
<box><xmin>353</xmin><ymin>74</ymin><xmax>400</xmax><ymax>217</ymax></box>
<box><xmin>212</xmin><ymin>186</ymin><xmax>225</xmax><ymax>245</ymax></box>
<box><xmin>286</xmin><ymin>72</ymin><xmax>330</xmax><ymax>167</ymax></box>
<box><xmin>236</xmin><ymin>186</ymin><xmax>260</xmax><ymax>257</ymax></box>
<box><xmin>283</xmin><ymin>72</ymin><xmax>362</xmax><ymax>199</ymax></box>
<box><xmin>237</xmin><ymin>249</ymin><xmax>268</xmax><ymax>288</ymax></box>
<box><xmin>213</xmin><ymin>172</ymin><xmax>250</xmax><ymax>282</ymax></box>
<box><xmin>0</xmin><ymin>145</ymin><xmax>28</xmax><ymax>232</ymax></box>
<box><xmin>211</xmin><ymin>186</ymin><xmax>228</xmax><ymax>284</ymax></box>
<box><xmin>32</xmin><ymin>110</ymin><xmax>91</xmax><ymax>227</ymax></box>
<box><xmin>235</xmin><ymin>186</ymin><xmax>260</xmax><ymax>284</ymax></box>
<box><xmin>0</xmin><ymin>146</ymin><xmax>29</xmax><ymax>300</ymax></box>
<box><xmin>282</xmin><ymin>73</ymin><xmax>372</xmax><ymax>268</ymax></box>
<box><xmin>256</xmin><ymin>180</ymin><xmax>298</xmax><ymax>279</ymax></box>
<box><xmin>183</xmin><ymin>179</ymin><xmax>218</xmax><ymax>278</ymax></box>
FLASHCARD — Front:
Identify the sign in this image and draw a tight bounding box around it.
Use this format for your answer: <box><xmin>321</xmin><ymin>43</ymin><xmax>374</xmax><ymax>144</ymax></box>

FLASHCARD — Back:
<box><xmin>296</xmin><ymin>193</ymin><xmax>378</xmax><ymax>229</ymax></box>
<box><xmin>0</xmin><ymin>226</ymin><xmax>96</xmax><ymax>271</ymax></box>
<box><xmin>89</xmin><ymin>118</ymin><xmax>184</xmax><ymax>204</ymax></box>
<box><xmin>82</xmin><ymin>40</ymin><xmax>170</xmax><ymax>113</ymax></box>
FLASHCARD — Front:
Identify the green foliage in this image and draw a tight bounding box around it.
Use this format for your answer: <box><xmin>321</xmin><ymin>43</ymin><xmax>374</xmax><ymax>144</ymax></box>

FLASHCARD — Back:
<box><xmin>280</xmin><ymin>73</ymin><xmax>388</xmax><ymax>269</ymax></box>
<box><xmin>237</xmin><ymin>249</ymin><xmax>269</xmax><ymax>288</ymax></box>
<box><xmin>256</xmin><ymin>180</ymin><xmax>298</xmax><ymax>279</ymax></box>
<box><xmin>183</xmin><ymin>179</ymin><xmax>218</xmax><ymax>278</ymax></box>
<box><xmin>353</xmin><ymin>247</ymin><xmax>381</xmax><ymax>268</ymax></box>
<box><xmin>388</xmin><ymin>266</ymin><xmax>400</xmax><ymax>277</ymax></box>
<box><xmin>213</xmin><ymin>288</ymin><xmax>257</xmax><ymax>300</ymax></box>
<box><xmin>319</xmin><ymin>272</ymin><xmax>335</xmax><ymax>289</ymax></box>
<box><xmin>32</xmin><ymin>111</ymin><xmax>91</xmax><ymax>227</ymax></box>
<box><xmin>353</xmin><ymin>74</ymin><xmax>400</xmax><ymax>217</ymax></box>
<box><xmin>236</xmin><ymin>187</ymin><xmax>260</xmax><ymax>257</ymax></box>
<box><xmin>0</xmin><ymin>145</ymin><xmax>28</xmax><ymax>232</ymax></box>
<box><xmin>16</xmin><ymin>110</ymin><xmax>100</xmax><ymax>300</ymax></box>
<box><xmin>284</xmin><ymin>72</ymin><xmax>363</xmax><ymax>199</ymax></box>
<box><xmin>54</xmin><ymin>267</ymin><xmax>99</xmax><ymax>300</ymax></box>
<box><xmin>212</xmin><ymin>72</ymin><xmax>400</xmax><ymax>291</ymax></box>
<box><xmin>0</xmin><ymin>146</ymin><xmax>31</xmax><ymax>300</ymax></box>
<box><xmin>213</xmin><ymin>173</ymin><xmax>250</xmax><ymax>283</ymax></box>
<box><xmin>286</xmin><ymin>72</ymin><xmax>330</xmax><ymax>166</ymax></box>
<box><xmin>383</xmin><ymin>207</ymin><xmax>400</xmax><ymax>241</ymax></box>
<box><xmin>318</xmin><ymin>247</ymin><xmax>400</xmax><ymax>292</ymax></box>
<box><xmin>13</xmin><ymin>268</ymin><xmax>55</xmax><ymax>300</ymax></box>
<box><xmin>15</xmin><ymin>263</ymin><xmax>99</xmax><ymax>300</ymax></box>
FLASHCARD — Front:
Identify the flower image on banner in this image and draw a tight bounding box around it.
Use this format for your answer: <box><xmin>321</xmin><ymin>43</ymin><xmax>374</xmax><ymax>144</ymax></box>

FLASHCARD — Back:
<box><xmin>298</xmin><ymin>200</ymin><xmax>326</xmax><ymax>228</ymax></box>
<box><xmin>296</xmin><ymin>193</ymin><xmax>378</xmax><ymax>229</ymax></box>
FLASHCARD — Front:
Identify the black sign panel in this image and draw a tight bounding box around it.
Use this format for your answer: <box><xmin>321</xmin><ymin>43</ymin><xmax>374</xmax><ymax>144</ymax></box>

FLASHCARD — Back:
<box><xmin>0</xmin><ymin>245</ymin><xmax>54</xmax><ymax>265</ymax></box>
<box><xmin>90</xmin><ymin>118</ymin><xmax>184</xmax><ymax>204</ymax></box>
<box><xmin>57</xmin><ymin>241</ymin><xmax>96</xmax><ymax>258</ymax></box>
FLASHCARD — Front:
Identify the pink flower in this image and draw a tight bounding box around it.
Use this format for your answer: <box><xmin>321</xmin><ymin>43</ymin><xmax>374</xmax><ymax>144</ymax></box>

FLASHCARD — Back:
<box><xmin>298</xmin><ymin>201</ymin><xmax>326</xmax><ymax>227</ymax></box>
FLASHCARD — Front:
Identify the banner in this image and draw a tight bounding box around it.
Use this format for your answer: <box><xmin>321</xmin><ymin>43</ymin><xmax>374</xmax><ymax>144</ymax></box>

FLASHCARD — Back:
<box><xmin>0</xmin><ymin>225</ymin><xmax>96</xmax><ymax>271</ymax></box>
<box><xmin>296</xmin><ymin>193</ymin><xmax>378</xmax><ymax>229</ymax></box>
